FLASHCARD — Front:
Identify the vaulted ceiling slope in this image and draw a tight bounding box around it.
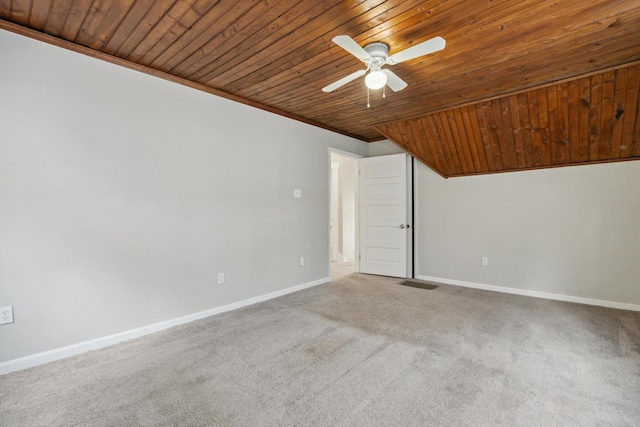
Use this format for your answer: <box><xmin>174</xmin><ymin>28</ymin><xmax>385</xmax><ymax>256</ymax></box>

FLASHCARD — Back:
<box><xmin>1</xmin><ymin>1</ymin><xmax>639</xmax><ymax>145</ymax></box>
<box><xmin>377</xmin><ymin>64</ymin><xmax>640</xmax><ymax>177</ymax></box>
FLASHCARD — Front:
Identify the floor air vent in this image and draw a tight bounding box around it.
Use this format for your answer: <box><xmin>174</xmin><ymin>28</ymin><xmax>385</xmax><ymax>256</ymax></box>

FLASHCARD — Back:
<box><xmin>397</xmin><ymin>280</ymin><xmax>439</xmax><ymax>290</ymax></box>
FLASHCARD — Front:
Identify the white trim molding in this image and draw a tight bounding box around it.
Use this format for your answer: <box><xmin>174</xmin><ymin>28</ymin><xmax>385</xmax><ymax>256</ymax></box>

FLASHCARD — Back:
<box><xmin>417</xmin><ymin>275</ymin><xmax>640</xmax><ymax>312</ymax></box>
<box><xmin>0</xmin><ymin>277</ymin><xmax>329</xmax><ymax>376</ymax></box>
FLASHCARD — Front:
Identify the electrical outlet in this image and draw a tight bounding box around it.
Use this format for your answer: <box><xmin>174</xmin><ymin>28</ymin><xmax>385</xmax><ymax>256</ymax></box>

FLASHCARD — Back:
<box><xmin>294</xmin><ymin>189</ymin><xmax>302</xmax><ymax>198</ymax></box>
<box><xmin>481</xmin><ymin>257</ymin><xmax>489</xmax><ymax>266</ymax></box>
<box><xmin>217</xmin><ymin>273</ymin><xmax>225</xmax><ymax>285</ymax></box>
<box><xmin>0</xmin><ymin>306</ymin><xmax>14</xmax><ymax>325</ymax></box>
<box><xmin>299</xmin><ymin>257</ymin><xmax>305</xmax><ymax>267</ymax></box>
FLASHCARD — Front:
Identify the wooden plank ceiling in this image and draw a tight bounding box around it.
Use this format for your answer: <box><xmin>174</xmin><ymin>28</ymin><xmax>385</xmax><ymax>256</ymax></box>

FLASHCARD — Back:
<box><xmin>377</xmin><ymin>64</ymin><xmax>640</xmax><ymax>177</ymax></box>
<box><xmin>1</xmin><ymin>0</ymin><xmax>639</xmax><ymax>175</ymax></box>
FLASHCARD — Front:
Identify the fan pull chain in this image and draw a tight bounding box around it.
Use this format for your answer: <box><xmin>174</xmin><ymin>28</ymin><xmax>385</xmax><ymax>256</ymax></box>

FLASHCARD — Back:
<box><xmin>367</xmin><ymin>87</ymin><xmax>370</xmax><ymax>108</ymax></box>
<box><xmin>383</xmin><ymin>86</ymin><xmax>386</xmax><ymax>99</ymax></box>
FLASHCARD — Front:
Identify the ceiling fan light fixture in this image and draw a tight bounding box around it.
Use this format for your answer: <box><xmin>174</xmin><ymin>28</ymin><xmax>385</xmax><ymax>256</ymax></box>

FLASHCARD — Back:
<box><xmin>365</xmin><ymin>70</ymin><xmax>387</xmax><ymax>90</ymax></box>
<box><xmin>322</xmin><ymin>35</ymin><xmax>445</xmax><ymax>96</ymax></box>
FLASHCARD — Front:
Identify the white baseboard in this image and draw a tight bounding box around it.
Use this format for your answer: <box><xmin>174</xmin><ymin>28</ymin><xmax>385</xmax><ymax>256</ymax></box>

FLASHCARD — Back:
<box><xmin>416</xmin><ymin>275</ymin><xmax>640</xmax><ymax>312</ymax></box>
<box><xmin>0</xmin><ymin>277</ymin><xmax>329</xmax><ymax>376</ymax></box>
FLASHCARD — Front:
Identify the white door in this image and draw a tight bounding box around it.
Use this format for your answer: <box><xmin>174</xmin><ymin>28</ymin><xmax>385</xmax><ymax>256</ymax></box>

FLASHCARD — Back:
<box><xmin>358</xmin><ymin>153</ymin><xmax>412</xmax><ymax>278</ymax></box>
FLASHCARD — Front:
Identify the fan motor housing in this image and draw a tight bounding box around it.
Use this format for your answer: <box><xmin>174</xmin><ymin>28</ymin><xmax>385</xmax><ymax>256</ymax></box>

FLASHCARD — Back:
<box><xmin>363</xmin><ymin>42</ymin><xmax>389</xmax><ymax>60</ymax></box>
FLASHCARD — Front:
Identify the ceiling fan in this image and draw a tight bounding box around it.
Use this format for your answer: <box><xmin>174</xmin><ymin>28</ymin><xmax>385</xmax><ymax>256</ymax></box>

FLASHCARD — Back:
<box><xmin>322</xmin><ymin>35</ymin><xmax>446</xmax><ymax>98</ymax></box>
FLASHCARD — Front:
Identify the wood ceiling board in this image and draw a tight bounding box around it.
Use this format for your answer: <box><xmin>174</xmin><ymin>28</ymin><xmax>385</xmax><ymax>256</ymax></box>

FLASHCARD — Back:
<box><xmin>377</xmin><ymin>64</ymin><xmax>640</xmax><ymax>177</ymax></box>
<box><xmin>1</xmin><ymin>0</ymin><xmax>640</xmax><ymax>144</ymax></box>
<box><xmin>188</xmin><ymin>0</ymin><xmax>351</xmax><ymax>87</ymax></box>
<box><xmin>234</xmin><ymin>0</ymin><xmax>436</xmax><ymax>99</ymax></box>
<box><xmin>102</xmin><ymin>0</ymin><xmax>171</xmax><ymax>55</ymax></box>
<box><xmin>167</xmin><ymin>0</ymin><xmax>298</xmax><ymax>78</ymax></box>
<box><xmin>59</xmin><ymin>1</ymin><xmax>95</xmax><ymax>41</ymax></box>
<box><xmin>223</xmin><ymin>0</ymin><xmax>459</xmax><ymax>95</ymax></box>
<box><xmin>202</xmin><ymin>1</ymin><xmax>377</xmax><ymax>88</ymax></box>
<box><xmin>142</xmin><ymin>1</ymin><xmax>244</xmax><ymax>70</ymax></box>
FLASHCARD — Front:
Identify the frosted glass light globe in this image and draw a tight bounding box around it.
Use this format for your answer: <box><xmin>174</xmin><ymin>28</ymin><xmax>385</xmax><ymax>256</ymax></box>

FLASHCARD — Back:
<box><xmin>365</xmin><ymin>70</ymin><xmax>387</xmax><ymax>90</ymax></box>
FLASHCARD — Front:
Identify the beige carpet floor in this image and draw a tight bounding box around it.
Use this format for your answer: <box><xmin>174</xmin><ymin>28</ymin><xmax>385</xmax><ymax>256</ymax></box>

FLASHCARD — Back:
<box><xmin>1</xmin><ymin>273</ymin><xmax>639</xmax><ymax>426</ymax></box>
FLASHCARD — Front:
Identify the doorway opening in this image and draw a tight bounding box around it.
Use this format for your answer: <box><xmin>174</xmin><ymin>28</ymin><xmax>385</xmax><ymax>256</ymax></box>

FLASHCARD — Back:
<box><xmin>329</xmin><ymin>149</ymin><xmax>360</xmax><ymax>279</ymax></box>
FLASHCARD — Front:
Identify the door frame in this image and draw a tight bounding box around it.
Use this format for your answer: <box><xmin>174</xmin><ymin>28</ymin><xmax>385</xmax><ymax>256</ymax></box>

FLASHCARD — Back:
<box><xmin>411</xmin><ymin>156</ymin><xmax>419</xmax><ymax>279</ymax></box>
<box><xmin>328</xmin><ymin>148</ymin><xmax>363</xmax><ymax>278</ymax></box>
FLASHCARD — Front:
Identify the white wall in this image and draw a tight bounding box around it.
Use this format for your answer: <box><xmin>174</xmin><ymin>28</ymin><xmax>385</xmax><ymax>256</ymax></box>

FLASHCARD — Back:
<box><xmin>367</xmin><ymin>139</ymin><xmax>404</xmax><ymax>157</ymax></box>
<box><xmin>0</xmin><ymin>30</ymin><xmax>368</xmax><ymax>363</ymax></box>
<box><xmin>416</xmin><ymin>161</ymin><xmax>640</xmax><ymax>305</ymax></box>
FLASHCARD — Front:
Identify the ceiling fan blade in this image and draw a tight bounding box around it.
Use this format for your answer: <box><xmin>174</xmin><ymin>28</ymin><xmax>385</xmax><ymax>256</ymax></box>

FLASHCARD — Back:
<box><xmin>322</xmin><ymin>69</ymin><xmax>367</xmax><ymax>92</ymax></box>
<box><xmin>332</xmin><ymin>35</ymin><xmax>371</xmax><ymax>61</ymax></box>
<box><xmin>387</xmin><ymin>36</ymin><xmax>446</xmax><ymax>65</ymax></box>
<box><xmin>382</xmin><ymin>69</ymin><xmax>408</xmax><ymax>92</ymax></box>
